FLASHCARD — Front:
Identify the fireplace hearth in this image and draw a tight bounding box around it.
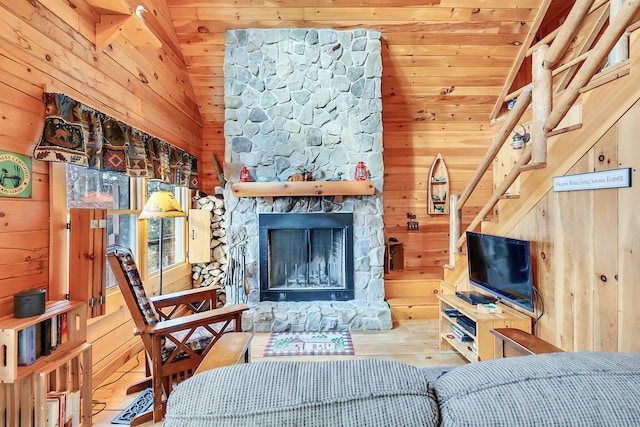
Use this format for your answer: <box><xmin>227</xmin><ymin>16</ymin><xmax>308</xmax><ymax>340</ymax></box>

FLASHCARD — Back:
<box><xmin>259</xmin><ymin>213</ymin><xmax>354</xmax><ymax>302</ymax></box>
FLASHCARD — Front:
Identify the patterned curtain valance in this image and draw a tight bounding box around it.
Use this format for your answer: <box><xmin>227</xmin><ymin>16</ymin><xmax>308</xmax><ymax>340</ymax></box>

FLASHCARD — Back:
<box><xmin>33</xmin><ymin>92</ymin><xmax>198</xmax><ymax>189</ymax></box>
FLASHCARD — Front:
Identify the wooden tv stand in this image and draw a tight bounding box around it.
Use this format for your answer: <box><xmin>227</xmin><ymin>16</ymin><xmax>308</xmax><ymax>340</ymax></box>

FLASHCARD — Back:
<box><xmin>438</xmin><ymin>294</ymin><xmax>531</xmax><ymax>362</ymax></box>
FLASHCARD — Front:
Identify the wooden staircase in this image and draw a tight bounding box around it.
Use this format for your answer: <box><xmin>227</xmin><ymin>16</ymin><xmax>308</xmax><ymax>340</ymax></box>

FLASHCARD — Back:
<box><xmin>385</xmin><ymin>3</ymin><xmax>640</xmax><ymax>328</ymax></box>
<box><xmin>445</xmin><ymin>7</ymin><xmax>640</xmax><ymax>287</ymax></box>
<box><xmin>385</xmin><ymin>270</ymin><xmax>441</xmax><ymax>321</ymax></box>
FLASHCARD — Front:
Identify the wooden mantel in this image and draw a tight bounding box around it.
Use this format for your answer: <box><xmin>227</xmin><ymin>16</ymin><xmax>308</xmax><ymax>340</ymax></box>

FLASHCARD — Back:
<box><xmin>231</xmin><ymin>180</ymin><xmax>375</xmax><ymax>198</ymax></box>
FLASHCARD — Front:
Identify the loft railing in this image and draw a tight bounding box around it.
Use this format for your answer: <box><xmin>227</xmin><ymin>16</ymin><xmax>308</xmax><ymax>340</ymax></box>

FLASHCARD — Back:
<box><xmin>448</xmin><ymin>0</ymin><xmax>640</xmax><ymax>268</ymax></box>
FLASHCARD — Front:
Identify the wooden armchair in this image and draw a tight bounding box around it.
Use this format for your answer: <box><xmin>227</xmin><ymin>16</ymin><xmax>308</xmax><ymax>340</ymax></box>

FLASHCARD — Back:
<box><xmin>106</xmin><ymin>245</ymin><xmax>251</xmax><ymax>425</ymax></box>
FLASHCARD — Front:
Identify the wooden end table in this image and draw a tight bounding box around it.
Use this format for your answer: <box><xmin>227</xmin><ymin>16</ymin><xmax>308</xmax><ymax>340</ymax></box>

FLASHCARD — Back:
<box><xmin>491</xmin><ymin>328</ymin><xmax>563</xmax><ymax>358</ymax></box>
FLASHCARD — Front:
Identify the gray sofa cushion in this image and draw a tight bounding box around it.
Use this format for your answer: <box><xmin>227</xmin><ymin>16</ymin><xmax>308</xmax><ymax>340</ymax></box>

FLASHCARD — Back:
<box><xmin>435</xmin><ymin>352</ymin><xmax>640</xmax><ymax>426</ymax></box>
<box><xmin>164</xmin><ymin>359</ymin><xmax>439</xmax><ymax>427</ymax></box>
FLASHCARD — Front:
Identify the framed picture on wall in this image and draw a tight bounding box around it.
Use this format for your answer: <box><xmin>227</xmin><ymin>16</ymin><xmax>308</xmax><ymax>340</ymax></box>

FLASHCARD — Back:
<box><xmin>0</xmin><ymin>150</ymin><xmax>32</xmax><ymax>198</ymax></box>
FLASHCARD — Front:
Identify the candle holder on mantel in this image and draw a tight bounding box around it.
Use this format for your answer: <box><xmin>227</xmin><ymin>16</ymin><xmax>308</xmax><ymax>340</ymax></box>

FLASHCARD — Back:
<box><xmin>407</xmin><ymin>212</ymin><xmax>419</xmax><ymax>230</ymax></box>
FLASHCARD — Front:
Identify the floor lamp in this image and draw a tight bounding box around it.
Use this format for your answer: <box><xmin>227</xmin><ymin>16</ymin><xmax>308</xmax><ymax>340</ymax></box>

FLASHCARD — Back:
<box><xmin>139</xmin><ymin>190</ymin><xmax>186</xmax><ymax>295</ymax></box>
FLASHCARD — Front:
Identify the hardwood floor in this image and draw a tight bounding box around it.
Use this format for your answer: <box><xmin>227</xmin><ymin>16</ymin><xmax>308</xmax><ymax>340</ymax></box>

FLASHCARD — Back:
<box><xmin>91</xmin><ymin>320</ymin><xmax>467</xmax><ymax>426</ymax></box>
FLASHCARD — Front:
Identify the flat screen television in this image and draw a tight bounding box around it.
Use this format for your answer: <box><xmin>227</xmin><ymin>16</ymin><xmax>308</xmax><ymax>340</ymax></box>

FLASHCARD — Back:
<box><xmin>466</xmin><ymin>231</ymin><xmax>535</xmax><ymax>312</ymax></box>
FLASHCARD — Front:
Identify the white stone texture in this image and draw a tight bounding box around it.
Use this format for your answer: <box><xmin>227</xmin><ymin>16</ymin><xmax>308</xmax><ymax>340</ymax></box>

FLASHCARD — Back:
<box><xmin>224</xmin><ymin>28</ymin><xmax>388</xmax><ymax>331</ymax></box>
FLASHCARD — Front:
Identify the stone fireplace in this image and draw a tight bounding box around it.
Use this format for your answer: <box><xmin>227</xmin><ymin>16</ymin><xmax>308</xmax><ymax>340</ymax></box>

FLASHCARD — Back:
<box><xmin>222</xmin><ymin>28</ymin><xmax>390</xmax><ymax>331</ymax></box>
<box><xmin>259</xmin><ymin>212</ymin><xmax>354</xmax><ymax>302</ymax></box>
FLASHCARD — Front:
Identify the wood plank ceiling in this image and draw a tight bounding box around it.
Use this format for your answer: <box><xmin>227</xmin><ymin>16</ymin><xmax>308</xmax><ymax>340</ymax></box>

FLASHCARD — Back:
<box><xmin>165</xmin><ymin>0</ymin><xmax>573</xmax><ymax>272</ymax></box>
<box><xmin>168</xmin><ymin>0</ymin><xmax>558</xmax><ymax>125</ymax></box>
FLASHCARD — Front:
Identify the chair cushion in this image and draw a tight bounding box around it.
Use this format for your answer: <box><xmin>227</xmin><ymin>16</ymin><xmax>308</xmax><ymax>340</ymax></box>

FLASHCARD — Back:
<box><xmin>163</xmin><ymin>327</ymin><xmax>215</xmax><ymax>363</ymax></box>
<box><xmin>163</xmin><ymin>321</ymin><xmax>240</xmax><ymax>363</ymax></box>
<box><xmin>107</xmin><ymin>245</ymin><xmax>233</xmax><ymax>364</ymax></box>
<box><xmin>108</xmin><ymin>245</ymin><xmax>160</xmax><ymax>325</ymax></box>
<box><xmin>435</xmin><ymin>351</ymin><xmax>640</xmax><ymax>426</ymax></box>
<box><xmin>164</xmin><ymin>359</ymin><xmax>439</xmax><ymax>427</ymax></box>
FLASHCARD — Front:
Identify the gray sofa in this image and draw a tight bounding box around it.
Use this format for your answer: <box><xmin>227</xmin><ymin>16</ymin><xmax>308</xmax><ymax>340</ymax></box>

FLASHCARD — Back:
<box><xmin>163</xmin><ymin>352</ymin><xmax>640</xmax><ymax>426</ymax></box>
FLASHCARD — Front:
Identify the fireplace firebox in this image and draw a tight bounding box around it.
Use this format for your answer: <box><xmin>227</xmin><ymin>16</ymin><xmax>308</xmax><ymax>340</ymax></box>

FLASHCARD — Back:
<box><xmin>258</xmin><ymin>213</ymin><xmax>354</xmax><ymax>302</ymax></box>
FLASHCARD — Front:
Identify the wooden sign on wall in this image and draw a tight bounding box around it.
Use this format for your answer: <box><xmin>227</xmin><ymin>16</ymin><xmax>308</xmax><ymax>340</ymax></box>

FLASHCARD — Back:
<box><xmin>553</xmin><ymin>168</ymin><xmax>632</xmax><ymax>192</ymax></box>
<box><xmin>0</xmin><ymin>150</ymin><xmax>32</xmax><ymax>198</ymax></box>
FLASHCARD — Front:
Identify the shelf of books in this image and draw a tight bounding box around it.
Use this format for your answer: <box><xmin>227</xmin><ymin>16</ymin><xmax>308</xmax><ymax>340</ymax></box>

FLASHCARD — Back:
<box><xmin>0</xmin><ymin>300</ymin><xmax>92</xmax><ymax>426</ymax></box>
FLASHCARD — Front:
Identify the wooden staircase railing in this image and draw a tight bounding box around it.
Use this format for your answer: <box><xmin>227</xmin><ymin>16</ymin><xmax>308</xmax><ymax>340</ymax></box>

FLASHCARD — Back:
<box><xmin>447</xmin><ymin>0</ymin><xmax>640</xmax><ymax>271</ymax></box>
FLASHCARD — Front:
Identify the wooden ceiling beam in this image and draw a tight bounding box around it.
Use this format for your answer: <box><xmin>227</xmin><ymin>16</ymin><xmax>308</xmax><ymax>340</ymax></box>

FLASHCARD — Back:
<box><xmin>86</xmin><ymin>0</ymin><xmax>162</xmax><ymax>51</ymax></box>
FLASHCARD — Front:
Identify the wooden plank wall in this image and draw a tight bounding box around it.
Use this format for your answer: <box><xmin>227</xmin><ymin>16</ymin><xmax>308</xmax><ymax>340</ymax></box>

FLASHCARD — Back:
<box><xmin>0</xmin><ymin>0</ymin><xmax>201</xmax><ymax>385</ymax></box>
<box><xmin>450</xmin><ymin>95</ymin><xmax>640</xmax><ymax>354</ymax></box>
<box><xmin>478</xmin><ymin>29</ymin><xmax>640</xmax><ymax>352</ymax></box>
<box><xmin>507</xmin><ymin>101</ymin><xmax>640</xmax><ymax>352</ymax></box>
<box><xmin>383</xmin><ymin>144</ymin><xmax>493</xmax><ymax>274</ymax></box>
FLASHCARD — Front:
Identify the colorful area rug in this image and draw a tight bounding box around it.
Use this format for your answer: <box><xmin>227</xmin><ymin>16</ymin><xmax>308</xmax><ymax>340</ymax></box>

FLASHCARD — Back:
<box><xmin>263</xmin><ymin>331</ymin><xmax>354</xmax><ymax>357</ymax></box>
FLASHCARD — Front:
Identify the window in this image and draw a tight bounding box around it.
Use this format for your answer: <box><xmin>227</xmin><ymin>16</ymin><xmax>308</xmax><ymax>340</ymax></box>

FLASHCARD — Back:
<box><xmin>145</xmin><ymin>181</ymin><xmax>186</xmax><ymax>275</ymax></box>
<box><xmin>66</xmin><ymin>164</ymin><xmax>138</xmax><ymax>289</ymax></box>
<box><xmin>64</xmin><ymin>164</ymin><xmax>188</xmax><ymax>290</ymax></box>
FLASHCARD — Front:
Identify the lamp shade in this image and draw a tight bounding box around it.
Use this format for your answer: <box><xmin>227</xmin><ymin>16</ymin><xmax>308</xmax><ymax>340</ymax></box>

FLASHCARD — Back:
<box><xmin>139</xmin><ymin>190</ymin><xmax>186</xmax><ymax>219</ymax></box>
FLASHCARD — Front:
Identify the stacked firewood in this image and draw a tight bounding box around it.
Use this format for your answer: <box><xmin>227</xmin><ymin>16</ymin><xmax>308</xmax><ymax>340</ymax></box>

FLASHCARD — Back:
<box><xmin>191</xmin><ymin>193</ymin><xmax>227</xmax><ymax>307</ymax></box>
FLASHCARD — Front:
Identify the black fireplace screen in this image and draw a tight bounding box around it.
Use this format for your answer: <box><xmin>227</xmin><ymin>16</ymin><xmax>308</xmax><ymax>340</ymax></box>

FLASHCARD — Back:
<box><xmin>259</xmin><ymin>213</ymin><xmax>354</xmax><ymax>301</ymax></box>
